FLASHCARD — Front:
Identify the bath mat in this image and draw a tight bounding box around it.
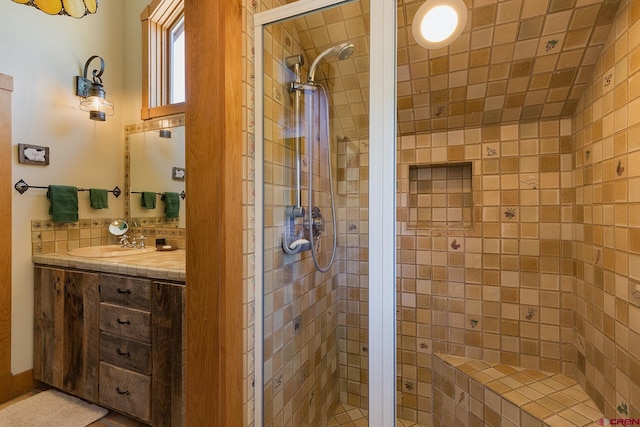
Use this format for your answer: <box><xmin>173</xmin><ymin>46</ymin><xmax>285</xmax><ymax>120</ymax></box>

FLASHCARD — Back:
<box><xmin>0</xmin><ymin>389</ymin><xmax>108</xmax><ymax>427</ymax></box>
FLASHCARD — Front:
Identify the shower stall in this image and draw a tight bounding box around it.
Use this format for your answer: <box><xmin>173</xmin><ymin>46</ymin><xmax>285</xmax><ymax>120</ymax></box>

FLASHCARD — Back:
<box><xmin>255</xmin><ymin>0</ymin><xmax>396</xmax><ymax>425</ymax></box>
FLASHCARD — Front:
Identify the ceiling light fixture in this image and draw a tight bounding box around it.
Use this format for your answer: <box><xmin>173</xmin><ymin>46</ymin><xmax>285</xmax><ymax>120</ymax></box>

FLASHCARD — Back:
<box><xmin>412</xmin><ymin>0</ymin><xmax>467</xmax><ymax>49</ymax></box>
<box><xmin>75</xmin><ymin>55</ymin><xmax>114</xmax><ymax>121</ymax></box>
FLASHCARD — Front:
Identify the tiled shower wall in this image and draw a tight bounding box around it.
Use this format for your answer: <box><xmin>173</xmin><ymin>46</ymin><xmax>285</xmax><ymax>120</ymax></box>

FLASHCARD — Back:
<box><xmin>395</xmin><ymin>120</ymin><xmax>575</xmax><ymax>424</ymax></box>
<box><xmin>244</xmin><ymin>0</ymin><xmax>258</xmax><ymax>424</ymax></box>
<box><xmin>336</xmin><ymin>136</ymin><xmax>369</xmax><ymax>410</ymax></box>
<box><xmin>572</xmin><ymin>0</ymin><xmax>640</xmax><ymax>418</ymax></box>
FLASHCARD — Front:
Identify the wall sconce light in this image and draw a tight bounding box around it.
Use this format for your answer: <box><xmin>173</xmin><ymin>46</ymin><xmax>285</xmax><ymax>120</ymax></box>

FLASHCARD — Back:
<box><xmin>75</xmin><ymin>55</ymin><xmax>114</xmax><ymax>121</ymax></box>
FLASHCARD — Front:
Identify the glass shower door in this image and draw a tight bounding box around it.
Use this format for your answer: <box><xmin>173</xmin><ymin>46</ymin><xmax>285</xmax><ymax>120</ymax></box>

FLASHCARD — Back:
<box><xmin>255</xmin><ymin>0</ymin><xmax>395</xmax><ymax>425</ymax></box>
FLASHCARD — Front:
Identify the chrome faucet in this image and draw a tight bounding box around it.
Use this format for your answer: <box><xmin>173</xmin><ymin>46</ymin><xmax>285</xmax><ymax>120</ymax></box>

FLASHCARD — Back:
<box><xmin>118</xmin><ymin>235</ymin><xmax>132</xmax><ymax>247</ymax></box>
<box><xmin>134</xmin><ymin>235</ymin><xmax>147</xmax><ymax>248</ymax></box>
<box><xmin>119</xmin><ymin>235</ymin><xmax>147</xmax><ymax>248</ymax></box>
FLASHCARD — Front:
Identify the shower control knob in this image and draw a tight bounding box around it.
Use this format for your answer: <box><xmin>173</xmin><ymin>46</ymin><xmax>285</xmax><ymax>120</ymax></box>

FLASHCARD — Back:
<box><xmin>313</xmin><ymin>216</ymin><xmax>325</xmax><ymax>232</ymax></box>
<box><xmin>311</xmin><ymin>207</ymin><xmax>325</xmax><ymax>239</ymax></box>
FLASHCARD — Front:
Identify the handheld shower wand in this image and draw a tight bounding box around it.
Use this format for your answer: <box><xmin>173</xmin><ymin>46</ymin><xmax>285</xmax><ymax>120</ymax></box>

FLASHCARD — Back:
<box><xmin>304</xmin><ymin>42</ymin><xmax>354</xmax><ymax>272</ymax></box>
<box><xmin>307</xmin><ymin>42</ymin><xmax>355</xmax><ymax>82</ymax></box>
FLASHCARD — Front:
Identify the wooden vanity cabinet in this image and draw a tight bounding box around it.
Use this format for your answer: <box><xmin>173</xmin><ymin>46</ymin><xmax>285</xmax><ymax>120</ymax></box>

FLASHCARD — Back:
<box><xmin>33</xmin><ymin>266</ymin><xmax>100</xmax><ymax>402</ymax></box>
<box><xmin>34</xmin><ymin>267</ymin><xmax>184</xmax><ymax>426</ymax></box>
<box><xmin>99</xmin><ymin>274</ymin><xmax>153</xmax><ymax>422</ymax></box>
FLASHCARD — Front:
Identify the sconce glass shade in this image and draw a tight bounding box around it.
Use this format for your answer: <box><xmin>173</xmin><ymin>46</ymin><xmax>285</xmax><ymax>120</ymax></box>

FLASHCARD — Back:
<box><xmin>79</xmin><ymin>85</ymin><xmax>114</xmax><ymax>121</ymax></box>
<box><xmin>12</xmin><ymin>0</ymin><xmax>98</xmax><ymax>18</ymax></box>
<box><xmin>76</xmin><ymin>55</ymin><xmax>114</xmax><ymax>121</ymax></box>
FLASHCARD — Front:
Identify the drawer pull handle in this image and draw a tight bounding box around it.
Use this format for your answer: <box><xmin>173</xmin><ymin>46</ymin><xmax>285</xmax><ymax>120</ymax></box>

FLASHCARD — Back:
<box><xmin>116</xmin><ymin>387</ymin><xmax>130</xmax><ymax>395</ymax></box>
<box><xmin>116</xmin><ymin>348</ymin><xmax>131</xmax><ymax>357</ymax></box>
<box><xmin>116</xmin><ymin>288</ymin><xmax>132</xmax><ymax>295</ymax></box>
<box><xmin>116</xmin><ymin>318</ymin><xmax>131</xmax><ymax>325</ymax></box>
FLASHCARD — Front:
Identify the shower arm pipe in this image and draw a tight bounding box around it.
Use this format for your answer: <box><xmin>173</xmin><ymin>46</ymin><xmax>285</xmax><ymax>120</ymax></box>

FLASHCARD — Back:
<box><xmin>307</xmin><ymin>42</ymin><xmax>354</xmax><ymax>83</ymax></box>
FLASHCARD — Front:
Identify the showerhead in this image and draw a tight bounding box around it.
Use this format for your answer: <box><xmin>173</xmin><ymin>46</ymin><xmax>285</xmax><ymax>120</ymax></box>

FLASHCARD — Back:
<box><xmin>336</xmin><ymin>43</ymin><xmax>355</xmax><ymax>60</ymax></box>
<box><xmin>308</xmin><ymin>42</ymin><xmax>355</xmax><ymax>83</ymax></box>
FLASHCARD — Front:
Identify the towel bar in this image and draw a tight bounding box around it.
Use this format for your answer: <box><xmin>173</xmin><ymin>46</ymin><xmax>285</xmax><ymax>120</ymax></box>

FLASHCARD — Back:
<box><xmin>131</xmin><ymin>190</ymin><xmax>186</xmax><ymax>199</ymax></box>
<box><xmin>14</xmin><ymin>179</ymin><xmax>121</xmax><ymax>197</ymax></box>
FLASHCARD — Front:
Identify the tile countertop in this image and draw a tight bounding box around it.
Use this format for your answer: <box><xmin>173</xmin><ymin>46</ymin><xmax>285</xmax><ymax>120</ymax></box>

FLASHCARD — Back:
<box><xmin>33</xmin><ymin>248</ymin><xmax>186</xmax><ymax>282</ymax></box>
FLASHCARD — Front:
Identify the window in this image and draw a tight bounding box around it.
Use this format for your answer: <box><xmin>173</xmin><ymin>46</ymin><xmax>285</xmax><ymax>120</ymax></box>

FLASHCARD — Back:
<box><xmin>170</xmin><ymin>16</ymin><xmax>185</xmax><ymax>104</ymax></box>
<box><xmin>141</xmin><ymin>0</ymin><xmax>185</xmax><ymax>119</ymax></box>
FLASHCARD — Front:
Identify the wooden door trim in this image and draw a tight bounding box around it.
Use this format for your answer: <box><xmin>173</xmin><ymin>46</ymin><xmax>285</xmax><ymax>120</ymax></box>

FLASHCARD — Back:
<box><xmin>0</xmin><ymin>74</ymin><xmax>23</xmax><ymax>402</ymax></box>
<box><xmin>0</xmin><ymin>74</ymin><xmax>13</xmax><ymax>378</ymax></box>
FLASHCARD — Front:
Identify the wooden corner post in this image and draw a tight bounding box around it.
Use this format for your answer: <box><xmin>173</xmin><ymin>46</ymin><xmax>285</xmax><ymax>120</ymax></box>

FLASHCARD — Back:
<box><xmin>184</xmin><ymin>1</ymin><xmax>244</xmax><ymax>426</ymax></box>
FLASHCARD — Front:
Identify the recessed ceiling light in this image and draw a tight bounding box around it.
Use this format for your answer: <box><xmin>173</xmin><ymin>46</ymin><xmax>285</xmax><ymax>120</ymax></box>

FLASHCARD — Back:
<box><xmin>412</xmin><ymin>0</ymin><xmax>468</xmax><ymax>49</ymax></box>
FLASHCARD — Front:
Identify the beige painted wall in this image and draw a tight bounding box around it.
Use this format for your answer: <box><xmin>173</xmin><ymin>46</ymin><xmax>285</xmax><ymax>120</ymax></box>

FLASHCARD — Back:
<box><xmin>0</xmin><ymin>0</ymin><xmax>147</xmax><ymax>374</ymax></box>
<box><xmin>123</xmin><ymin>1</ymin><xmax>148</xmax><ymax>123</ymax></box>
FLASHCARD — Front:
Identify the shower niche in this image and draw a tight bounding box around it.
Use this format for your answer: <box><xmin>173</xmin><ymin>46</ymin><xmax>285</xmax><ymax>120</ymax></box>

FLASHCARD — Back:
<box><xmin>408</xmin><ymin>162</ymin><xmax>473</xmax><ymax>229</ymax></box>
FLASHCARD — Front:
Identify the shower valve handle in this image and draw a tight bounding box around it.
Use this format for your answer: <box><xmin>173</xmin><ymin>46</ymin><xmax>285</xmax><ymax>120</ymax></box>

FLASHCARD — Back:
<box><xmin>311</xmin><ymin>207</ymin><xmax>325</xmax><ymax>239</ymax></box>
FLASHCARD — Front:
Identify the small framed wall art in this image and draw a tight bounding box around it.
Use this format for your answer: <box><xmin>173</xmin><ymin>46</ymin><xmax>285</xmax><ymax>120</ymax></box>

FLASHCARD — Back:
<box><xmin>18</xmin><ymin>143</ymin><xmax>49</xmax><ymax>165</ymax></box>
<box><xmin>172</xmin><ymin>167</ymin><xmax>185</xmax><ymax>181</ymax></box>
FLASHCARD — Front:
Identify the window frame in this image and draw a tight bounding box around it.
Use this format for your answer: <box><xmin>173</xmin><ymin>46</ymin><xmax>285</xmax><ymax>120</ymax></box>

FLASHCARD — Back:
<box><xmin>141</xmin><ymin>0</ymin><xmax>185</xmax><ymax>120</ymax></box>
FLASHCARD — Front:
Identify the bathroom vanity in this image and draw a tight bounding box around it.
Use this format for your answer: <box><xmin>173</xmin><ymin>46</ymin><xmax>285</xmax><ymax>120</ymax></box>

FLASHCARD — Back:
<box><xmin>32</xmin><ymin>249</ymin><xmax>185</xmax><ymax>426</ymax></box>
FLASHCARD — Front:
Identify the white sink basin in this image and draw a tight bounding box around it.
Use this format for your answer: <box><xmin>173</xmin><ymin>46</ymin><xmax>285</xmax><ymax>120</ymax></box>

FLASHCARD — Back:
<box><xmin>68</xmin><ymin>245</ymin><xmax>157</xmax><ymax>258</ymax></box>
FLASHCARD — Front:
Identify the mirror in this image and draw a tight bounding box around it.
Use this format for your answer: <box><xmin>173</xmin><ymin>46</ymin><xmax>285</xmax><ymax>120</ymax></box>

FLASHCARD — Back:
<box><xmin>125</xmin><ymin>118</ymin><xmax>186</xmax><ymax>229</ymax></box>
<box><xmin>108</xmin><ymin>219</ymin><xmax>129</xmax><ymax>236</ymax></box>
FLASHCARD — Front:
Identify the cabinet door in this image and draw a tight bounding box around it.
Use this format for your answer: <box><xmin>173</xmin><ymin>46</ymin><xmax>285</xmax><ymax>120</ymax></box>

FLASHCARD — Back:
<box><xmin>33</xmin><ymin>266</ymin><xmax>65</xmax><ymax>388</ymax></box>
<box><xmin>152</xmin><ymin>281</ymin><xmax>185</xmax><ymax>427</ymax></box>
<box><xmin>63</xmin><ymin>269</ymin><xmax>100</xmax><ymax>401</ymax></box>
<box><xmin>33</xmin><ymin>266</ymin><xmax>100</xmax><ymax>401</ymax></box>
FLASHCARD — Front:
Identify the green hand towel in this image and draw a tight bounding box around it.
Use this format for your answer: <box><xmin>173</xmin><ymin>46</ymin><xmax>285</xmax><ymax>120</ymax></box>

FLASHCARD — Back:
<box><xmin>162</xmin><ymin>192</ymin><xmax>180</xmax><ymax>219</ymax></box>
<box><xmin>47</xmin><ymin>185</ymin><xmax>78</xmax><ymax>223</ymax></box>
<box><xmin>141</xmin><ymin>191</ymin><xmax>157</xmax><ymax>209</ymax></box>
<box><xmin>89</xmin><ymin>188</ymin><xmax>109</xmax><ymax>209</ymax></box>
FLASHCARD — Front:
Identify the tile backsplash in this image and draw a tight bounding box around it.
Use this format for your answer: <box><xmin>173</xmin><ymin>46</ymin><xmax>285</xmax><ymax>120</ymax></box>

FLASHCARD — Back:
<box><xmin>31</xmin><ymin>217</ymin><xmax>186</xmax><ymax>255</ymax></box>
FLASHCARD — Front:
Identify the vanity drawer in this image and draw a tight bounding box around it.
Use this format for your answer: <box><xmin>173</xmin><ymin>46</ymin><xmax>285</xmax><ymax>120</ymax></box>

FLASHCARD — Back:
<box><xmin>99</xmin><ymin>362</ymin><xmax>150</xmax><ymax>422</ymax></box>
<box><xmin>100</xmin><ymin>303</ymin><xmax>151</xmax><ymax>343</ymax></box>
<box><xmin>100</xmin><ymin>332</ymin><xmax>151</xmax><ymax>375</ymax></box>
<box><xmin>100</xmin><ymin>274</ymin><xmax>151</xmax><ymax>310</ymax></box>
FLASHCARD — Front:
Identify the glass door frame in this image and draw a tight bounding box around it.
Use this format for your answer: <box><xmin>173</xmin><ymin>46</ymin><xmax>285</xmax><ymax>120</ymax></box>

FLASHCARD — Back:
<box><xmin>254</xmin><ymin>0</ymin><xmax>397</xmax><ymax>425</ymax></box>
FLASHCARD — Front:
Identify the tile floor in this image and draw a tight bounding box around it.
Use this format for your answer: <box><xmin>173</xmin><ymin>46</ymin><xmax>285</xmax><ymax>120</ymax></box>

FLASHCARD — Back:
<box><xmin>3</xmin><ymin>390</ymin><xmax>428</xmax><ymax>427</ymax></box>
<box><xmin>329</xmin><ymin>403</ymin><xmax>427</xmax><ymax>427</ymax></box>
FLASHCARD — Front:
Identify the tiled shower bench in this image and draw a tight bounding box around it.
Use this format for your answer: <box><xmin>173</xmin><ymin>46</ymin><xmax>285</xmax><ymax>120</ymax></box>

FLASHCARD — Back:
<box><xmin>432</xmin><ymin>354</ymin><xmax>603</xmax><ymax>427</ymax></box>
